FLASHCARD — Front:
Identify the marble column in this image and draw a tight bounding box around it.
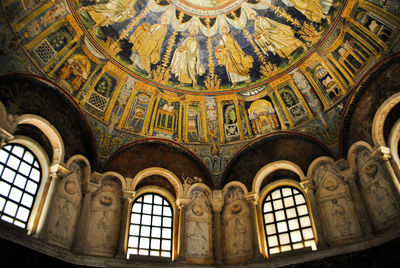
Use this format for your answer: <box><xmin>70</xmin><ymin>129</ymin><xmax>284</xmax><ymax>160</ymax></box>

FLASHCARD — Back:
<box><xmin>373</xmin><ymin>146</ymin><xmax>400</xmax><ymax>200</ymax></box>
<box><xmin>301</xmin><ymin>180</ymin><xmax>327</xmax><ymax>248</ymax></box>
<box><xmin>73</xmin><ymin>182</ymin><xmax>97</xmax><ymax>253</ymax></box>
<box><xmin>116</xmin><ymin>191</ymin><xmax>134</xmax><ymax>258</ymax></box>
<box><xmin>246</xmin><ymin>194</ymin><xmax>264</xmax><ymax>260</ymax></box>
<box><xmin>211</xmin><ymin>200</ymin><xmax>223</xmax><ymax>265</ymax></box>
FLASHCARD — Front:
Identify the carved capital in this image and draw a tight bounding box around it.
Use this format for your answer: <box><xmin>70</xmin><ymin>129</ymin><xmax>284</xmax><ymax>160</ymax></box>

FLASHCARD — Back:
<box><xmin>122</xmin><ymin>190</ymin><xmax>135</xmax><ymax>201</ymax></box>
<box><xmin>176</xmin><ymin>197</ymin><xmax>191</xmax><ymax>209</ymax></box>
<box><xmin>245</xmin><ymin>193</ymin><xmax>259</xmax><ymax>205</ymax></box>
<box><xmin>211</xmin><ymin>200</ymin><xmax>224</xmax><ymax>213</ymax></box>
<box><xmin>300</xmin><ymin>179</ymin><xmax>314</xmax><ymax>192</ymax></box>
<box><xmin>340</xmin><ymin>170</ymin><xmax>356</xmax><ymax>183</ymax></box>
<box><xmin>372</xmin><ymin>146</ymin><xmax>392</xmax><ymax>161</ymax></box>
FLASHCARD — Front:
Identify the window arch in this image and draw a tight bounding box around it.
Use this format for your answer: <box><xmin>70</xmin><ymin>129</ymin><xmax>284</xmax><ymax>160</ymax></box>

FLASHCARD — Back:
<box><xmin>261</xmin><ymin>186</ymin><xmax>316</xmax><ymax>255</ymax></box>
<box><xmin>126</xmin><ymin>193</ymin><xmax>173</xmax><ymax>259</ymax></box>
<box><xmin>0</xmin><ymin>143</ymin><xmax>42</xmax><ymax>228</ymax></box>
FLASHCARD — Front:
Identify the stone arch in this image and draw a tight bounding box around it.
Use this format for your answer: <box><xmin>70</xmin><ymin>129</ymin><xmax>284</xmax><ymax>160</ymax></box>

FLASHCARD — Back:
<box><xmin>372</xmin><ymin>92</ymin><xmax>400</xmax><ymax>147</ymax></box>
<box><xmin>15</xmin><ymin>114</ymin><xmax>65</xmax><ymax>169</ymax></box>
<box><xmin>252</xmin><ymin>160</ymin><xmax>306</xmax><ymax>195</ymax></box>
<box><xmin>347</xmin><ymin>141</ymin><xmax>373</xmax><ymax>172</ymax></box>
<box><xmin>221</xmin><ymin>132</ymin><xmax>334</xmax><ymax>191</ymax></box>
<box><xmin>131</xmin><ymin>167</ymin><xmax>183</xmax><ymax>200</ymax></box>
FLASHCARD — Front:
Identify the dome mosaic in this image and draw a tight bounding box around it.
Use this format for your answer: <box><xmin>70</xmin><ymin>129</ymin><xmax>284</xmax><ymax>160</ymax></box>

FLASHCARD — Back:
<box><xmin>1</xmin><ymin>0</ymin><xmax>400</xmax><ymax>174</ymax></box>
<box><xmin>72</xmin><ymin>0</ymin><xmax>343</xmax><ymax>93</ymax></box>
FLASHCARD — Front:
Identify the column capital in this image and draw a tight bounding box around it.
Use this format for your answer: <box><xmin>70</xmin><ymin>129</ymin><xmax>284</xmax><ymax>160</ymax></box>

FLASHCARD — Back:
<box><xmin>176</xmin><ymin>197</ymin><xmax>191</xmax><ymax>209</ymax></box>
<box><xmin>372</xmin><ymin>146</ymin><xmax>392</xmax><ymax>161</ymax></box>
<box><xmin>122</xmin><ymin>190</ymin><xmax>135</xmax><ymax>201</ymax></box>
<box><xmin>211</xmin><ymin>201</ymin><xmax>224</xmax><ymax>213</ymax></box>
<box><xmin>245</xmin><ymin>192</ymin><xmax>259</xmax><ymax>205</ymax></box>
<box><xmin>300</xmin><ymin>179</ymin><xmax>314</xmax><ymax>192</ymax></box>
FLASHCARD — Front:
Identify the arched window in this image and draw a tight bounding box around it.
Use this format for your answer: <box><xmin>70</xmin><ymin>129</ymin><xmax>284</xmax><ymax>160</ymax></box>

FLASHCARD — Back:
<box><xmin>262</xmin><ymin>186</ymin><xmax>316</xmax><ymax>255</ymax></box>
<box><xmin>127</xmin><ymin>193</ymin><xmax>173</xmax><ymax>259</ymax></box>
<box><xmin>0</xmin><ymin>144</ymin><xmax>41</xmax><ymax>228</ymax></box>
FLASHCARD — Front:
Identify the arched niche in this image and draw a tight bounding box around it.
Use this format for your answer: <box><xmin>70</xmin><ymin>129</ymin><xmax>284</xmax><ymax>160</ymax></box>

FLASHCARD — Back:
<box><xmin>102</xmin><ymin>139</ymin><xmax>214</xmax><ymax>190</ymax></box>
<box><xmin>44</xmin><ymin>155</ymin><xmax>89</xmax><ymax>249</ymax></box>
<box><xmin>0</xmin><ymin>74</ymin><xmax>97</xmax><ymax>167</ymax></box>
<box><xmin>340</xmin><ymin>57</ymin><xmax>400</xmax><ymax>156</ymax></box>
<box><xmin>81</xmin><ymin>175</ymin><xmax>123</xmax><ymax>256</ymax></box>
<box><xmin>221</xmin><ymin>182</ymin><xmax>253</xmax><ymax>264</ymax></box>
<box><xmin>349</xmin><ymin>142</ymin><xmax>400</xmax><ymax>231</ymax></box>
<box><xmin>184</xmin><ymin>185</ymin><xmax>214</xmax><ymax>265</ymax></box>
<box><xmin>308</xmin><ymin>157</ymin><xmax>363</xmax><ymax>245</ymax></box>
<box><xmin>221</xmin><ymin>133</ymin><xmax>334</xmax><ymax>191</ymax></box>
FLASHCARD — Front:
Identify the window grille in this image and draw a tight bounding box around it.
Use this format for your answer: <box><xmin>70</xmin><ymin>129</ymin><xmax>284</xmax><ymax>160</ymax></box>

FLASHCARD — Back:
<box><xmin>262</xmin><ymin>186</ymin><xmax>316</xmax><ymax>255</ymax></box>
<box><xmin>0</xmin><ymin>144</ymin><xmax>41</xmax><ymax>228</ymax></box>
<box><xmin>127</xmin><ymin>193</ymin><xmax>173</xmax><ymax>258</ymax></box>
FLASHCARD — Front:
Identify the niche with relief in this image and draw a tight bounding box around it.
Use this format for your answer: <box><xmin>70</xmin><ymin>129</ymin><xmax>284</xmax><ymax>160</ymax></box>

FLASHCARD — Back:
<box><xmin>222</xmin><ymin>185</ymin><xmax>253</xmax><ymax>264</ymax></box>
<box><xmin>185</xmin><ymin>188</ymin><xmax>213</xmax><ymax>265</ymax></box>
<box><xmin>312</xmin><ymin>160</ymin><xmax>362</xmax><ymax>245</ymax></box>
<box><xmin>82</xmin><ymin>176</ymin><xmax>122</xmax><ymax>256</ymax></box>
<box><xmin>45</xmin><ymin>159</ymin><xmax>86</xmax><ymax>249</ymax></box>
<box><xmin>356</xmin><ymin>148</ymin><xmax>399</xmax><ymax>231</ymax></box>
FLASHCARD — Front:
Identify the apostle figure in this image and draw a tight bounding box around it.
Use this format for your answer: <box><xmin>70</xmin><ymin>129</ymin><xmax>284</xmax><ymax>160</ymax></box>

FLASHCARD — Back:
<box><xmin>80</xmin><ymin>0</ymin><xmax>137</xmax><ymax>30</ymax></box>
<box><xmin>170</xmin><ymin>27</ymin><xmax>205</xmax><ymax>90</ymax></box>
<box><xmin>249</xmin><ymin>12</ymin><xmax>307</xmax><ymax>64</ymax></box>
<box><xmin>129</xmin><ymin>16</ymin><xmax>168</xmax><ymax>77</ymax></box>
<box><xmin>215</xmin><ymin>26</ymin><xmax>253</xmax><ymax>89</ymax></box>
<box><xmin>281</xmin><ymin>0</ymin><xmax>324</xmax><ymax>23</ymax></box>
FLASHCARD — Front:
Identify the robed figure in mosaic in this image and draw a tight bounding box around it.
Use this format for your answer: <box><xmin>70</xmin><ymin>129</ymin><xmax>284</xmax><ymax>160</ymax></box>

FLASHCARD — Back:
<box><xmin>81</xmin><ymin>0</ymin><xmax>137</xmax><ymax>29</ymax></box>
<box><xmin>171</xmin><ymin>28</ymin><xmax>205</xmax><ymax>90</ymax></box>
<box><xmin>249</xmin><ymin>12</ymin><xmax>306</xmax><ymax>64</ymax></box>
<box><xmin>215</xmin><ymin>26</ymin><xmax>253</xmax><ymax>89</ymax></box>
<box><xmin>129</xmin><ymin>16</ymin><xmax>168</xmax><ymax>76</ymax></box>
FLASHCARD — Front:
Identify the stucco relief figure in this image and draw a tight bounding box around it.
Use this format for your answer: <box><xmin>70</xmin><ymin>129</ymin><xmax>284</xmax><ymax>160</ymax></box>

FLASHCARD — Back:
<box><xmin>330</xmin><ymin>199</ymin><xmax>353</xmax><ymax>237</ymax></box>
<box><xmin>314</xmin><ymin>164</ymin><xmax>362</xmax><ymax>243</ymax></box>
<box><xmin>80</xmin><ymin>0</ymin><xmax>137</xmax><ymax>30</ymax></box>
<box><xmin>249</xmin><ymin>12</ymin><xmax>307</xmax><ymax>64</ymax></box>
<box><xmin>97</xmin><ymin>211</ymin><xmax>113</xmax><ymax>248</ymax></box>
<box><xmin>188</xmin><ymin>221</ymin><xmax>207</xmax><ymax>255</ymax></box>
<box><xmin>370</xmin><ymin>181</ymin><xmax>398</xmax><ymax>222</ymax></box>
<box><xmin>215</xmin><ymin>26</ymin><xmax>253</xmax><ymax>89</ymax></box>
<box><xmin>83</xmin><ymin>179</ymin><xmax>122</xmax><ymax>256</ymax></box>
<box><xmin>129</xmin><ymin>16</ymin><xmax>168</xmax><ymax>76</ymax></box>
<box><xmin>222</xmin><ymin>187</ymin><xmax>253</xmax><ymax>262</ymax></box>
<box><xmin>185</xmin><ymin>190</ymin><xmax>213</xmax><ymax>260</ymax></box>
<box><xmin>358</xmin><ymin>151</ymin><xmax>399</xmax><ymax>229</ymax></box>
<box><xmin>170</xmin><ymin>28</ymin><xmax>205</xmax><ymax>90</ymax></box>
<box><xmin>46</xmin><ymin>164</ymin><xmax>82</xmax><ymax>249</ymax></box>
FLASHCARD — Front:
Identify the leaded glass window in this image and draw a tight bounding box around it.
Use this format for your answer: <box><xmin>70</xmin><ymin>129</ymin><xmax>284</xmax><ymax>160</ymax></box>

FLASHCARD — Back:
<box><xmin>127</xmin><ymin>193</ymin><xmax>173</xmax><ymax>258</ymax></box>
<box><xmin>262</xmin><ymin>186</ymin><xmax>316</xmax><ymax>255</ymax></box>
<box><xmin>0</xmin><ymin>144</ymin><xmax>42</xmax><ymax>228</ymax></box>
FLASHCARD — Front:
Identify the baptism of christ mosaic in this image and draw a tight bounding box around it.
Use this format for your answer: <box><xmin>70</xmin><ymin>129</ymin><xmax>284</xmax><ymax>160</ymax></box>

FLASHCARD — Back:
<box><xmin>71</xmin><ymin>0</ymin><xmax>343</xmax><ymax>93</ymax></box>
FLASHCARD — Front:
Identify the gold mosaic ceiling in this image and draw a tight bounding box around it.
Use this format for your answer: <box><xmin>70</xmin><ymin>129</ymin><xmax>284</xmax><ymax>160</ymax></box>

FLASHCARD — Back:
<box><xmin>1</xmin><ymin>0</ymin><xmax>400</xmax><ymax>167</ymax></box>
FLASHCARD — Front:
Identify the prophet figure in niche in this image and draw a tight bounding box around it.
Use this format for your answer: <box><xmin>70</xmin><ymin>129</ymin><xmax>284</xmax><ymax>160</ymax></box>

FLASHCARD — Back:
<box><xmin>281</xmin><ymin>0</ymin><xmax>324</xmax><ymax>23</ymax></box>
<box><xmin>370</xmin><ymin>181</ymin><xmax>398</xmax><ymax>222</ymax></box>
<box><xmin>189</xmin><ymin>221</ymin><xmax>207</xmax><ymax>255</ymax></box>
<box><xmin>80</xmin><ymin>0</ymin><xmax>137</xmax><ymax>30</ymax></box>
<box><xmin>330</xmin><ymin>199</ymin><xmax>353</xmax><ymax>237</ymax></box>
<box><xmin>170</xmin><ymin>27</ymin><xmax>205</xmax><ymax>90</ymax></box>
<box><xmin>215</xmin><ymin>26</ymin><xmax>253</xmax><ymax>89</ymax></box>
<box><xmin>129</xmin><ymin>16</ymin><xmax>168</xmax><ymax>77</ymax></box>
<box><xmin>249</xmin><ymin>12</ymin><xmax>307</xmax><ymax>64</ymax></box>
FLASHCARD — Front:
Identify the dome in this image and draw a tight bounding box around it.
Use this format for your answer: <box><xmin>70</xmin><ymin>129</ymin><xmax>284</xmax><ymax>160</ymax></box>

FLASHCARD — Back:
<box><xmin>1</xmin><ymin>0</ymin><xmax>400</xmax><ymax>266</ymax></box>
